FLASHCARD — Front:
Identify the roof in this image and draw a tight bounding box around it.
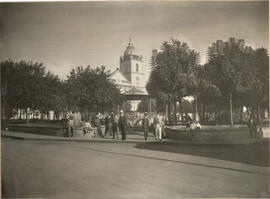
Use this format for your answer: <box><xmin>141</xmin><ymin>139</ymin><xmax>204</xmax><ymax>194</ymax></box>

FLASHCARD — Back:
<box><xmin>123</xmin><ymin>87</ymin><xmax>147</xmax><ymax>95</ymax></box>
<box><xmin>123</xmin><ymin>87</ymin><xmax>149</xmax><ymax>100</ymax></box>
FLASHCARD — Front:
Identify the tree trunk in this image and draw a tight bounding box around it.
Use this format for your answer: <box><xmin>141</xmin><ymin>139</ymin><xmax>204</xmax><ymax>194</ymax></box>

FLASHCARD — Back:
<box><xmin>173</xmin><ymin>98</ymin><xmax>177</xmax><ymax>125</ymax></box>
<box><xmin>257</xmin><ymin>104</ymin><xmax>262</xmax><ymax>126</ymax></box>
<box><xmin>195</xmin><ymin>90</ymin><xmax>198</xmax><ymax>121</ymax></box>
<box><xmin>85</xmin><ymin>109</ymin><xmax>88</xmax><ymax>121</ymax></box>
<box><xmin>229</xmin><ymin>93</ymin><xmax>233</xmax><ymax>127</ymax></box>
<box><xmin>19</xmin><ymin>109</ymin><xmax>22</xmax><ymax>120</ymax></box>
<box><xmin>250</xmin><ymin>106</ymin><xmax>255</xmax><ymax>121</ymax></box>
<box><xmin>203</xmin><ymin>104</ymin><xmax>206</xmax><ymax>124</ymax></box>
<box><xmin>165</xmin><ymin>104</ymin><xmax>168</xmax><ymax>123</ymax></box>
<box><xmin>214</xmin><ymin>105</ymin><xmax>217</xmax><ymax>126</ymax></box>
<box><xmin>178</xmin><ymin>98</ymin><xmax>183</xmax><ymax>122</ymax></box>
<box><xmin>102</xmin><ymin>103</ymin><xmax>104</xmax><ymax>113</ymax></box>
<box><xmin>149</xmin><ymin>98</ymin><xmax>152</xmax><ymax>113</ymax></box>
<box><xmin>26</xmin><ymin>108</ymin><xmax>29</xmax><ymax>123</ymax></box>
<box><xmin>240</xmin><ymin>106</ymin><xmax>243</xmax><ymax>125</ymax></box>
<box><xmin>168</xmin><ymin>101</ymin><xmax>172</xmax><ymax>125</ymax></box>
<box><xmin>88</xmin><ymin>108</ymin><xmax>91</xmax><ymax>121</ymax></box>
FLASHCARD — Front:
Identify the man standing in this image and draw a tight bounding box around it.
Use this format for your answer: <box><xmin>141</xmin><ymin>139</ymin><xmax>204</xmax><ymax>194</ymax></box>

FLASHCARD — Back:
<box><xmin>154</xmin><ymin>114</ymin><xmax>162</xmax><ymax>141</ymax></box>
<box><xmin>105</xmin><ymin>114</ymin><xmax>110</xmax><ymax>137</ymax></box>
<box><xmin>111</xmin><ymin>112</ymin><xmax>118</xmax><ymax>139</ymax></box>
<box><xmin>67</xmin><ymin>112</ymin><xmax>74</xmax><ymax>137</ymax></box>
<box><xmin>118</xmin><ymin>110</ymin><xmax>127</xmax><ymax>140</ymax></box>
<box><xmin>94</xmin><ymin>115</ymin><xmax>102</xmax><ymax>138</ymax></box>
<box><xmin>142</xmin><ymin>112</ymin><xmax>149</xmax><ymax>141</ymax></box>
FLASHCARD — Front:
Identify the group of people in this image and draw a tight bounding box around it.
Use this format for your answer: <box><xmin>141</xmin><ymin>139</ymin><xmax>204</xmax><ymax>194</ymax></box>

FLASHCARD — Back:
<box><xmin>103</xmin><ymin>111</ymin><xmax>126</xmax><ymax>139</ymax></box>
<box><xmin>79</xmin><ymin>110</ymin><xmax>129</xmax><ymax>140</ymax></box>
<box><xmin>142</xmin><ymin>112</ymin><xmax>165</xmax><ymax>141</ymax></box>
<box><xmin>78</xmin><ymin>111</ymin><xmax>166</xmax><ymax>141</ymax></box>
<box><xmin>247</xmin><ymin>119</ymin><xmax>263</xmax><ymax>139</ymax></box>
<box><xmin>184</xmin><ymin>114</ymin><xmax>201</xmax><ymax>137</ymax></box>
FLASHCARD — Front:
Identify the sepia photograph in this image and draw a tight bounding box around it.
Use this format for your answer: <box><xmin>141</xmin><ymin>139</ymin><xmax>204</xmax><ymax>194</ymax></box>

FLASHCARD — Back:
<box><xmin>0</xmin><ymin>1</ymin><xmax>269</xmax><ymax>198</ymax></box>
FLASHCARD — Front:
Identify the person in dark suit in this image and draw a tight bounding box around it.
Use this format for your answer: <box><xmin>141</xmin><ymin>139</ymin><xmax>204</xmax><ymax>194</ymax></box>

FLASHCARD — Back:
<box><xmin>118</xmin><ymin>110</ymin><xmax>127</xmax><ymax>140</ymax></box>
<box><xmin>105</xmin><ymin>114</ymin><xmax>110</xmax><ymax>138</ymax></box>
<box><xmin>111</xmin><ymin>112</ymin><xmax>118</xmax><ymax>139</ymax></box>
<box><xmin>142</xmin><ymin>112</ymin><xmax>150</xmax><ymax>141</ymax></box>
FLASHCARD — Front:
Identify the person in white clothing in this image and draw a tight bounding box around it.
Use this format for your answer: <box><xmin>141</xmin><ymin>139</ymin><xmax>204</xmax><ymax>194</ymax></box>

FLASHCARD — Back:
<box><xmin>154</xmin><ymin>114</ymin><xmax>163</xmax><ymax>141</ymax></box>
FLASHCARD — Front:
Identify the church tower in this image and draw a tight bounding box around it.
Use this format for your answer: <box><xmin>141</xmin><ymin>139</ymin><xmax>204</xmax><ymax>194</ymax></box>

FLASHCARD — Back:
<box><xmin>119</xmin><ymin>38</ymin><xmax>145</xmax><ymax>89</ymax></box>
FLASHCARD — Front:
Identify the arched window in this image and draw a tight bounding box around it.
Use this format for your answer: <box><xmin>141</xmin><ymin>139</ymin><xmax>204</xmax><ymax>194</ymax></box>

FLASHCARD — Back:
<box><xmin>136</xmin><ymin>63</ymin><xmax>139</xmax><ymax>72</ymax></box>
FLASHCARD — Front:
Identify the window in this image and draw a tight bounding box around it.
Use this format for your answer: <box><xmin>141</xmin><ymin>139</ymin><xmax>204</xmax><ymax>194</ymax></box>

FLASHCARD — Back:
<box><xmin>136</xmin><ymin>63</ymin><xmax>139</xmax><ymax>72</ymax></box>
<box><xmin>136</xmin><ymin>77</ymin><xmax>140</xmax><ymax>86</ymax></box>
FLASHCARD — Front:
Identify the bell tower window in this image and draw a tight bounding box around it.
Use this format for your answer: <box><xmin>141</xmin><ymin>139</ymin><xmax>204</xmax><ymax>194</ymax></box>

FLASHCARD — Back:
<box><xmin>136</xmin><ymin>77</ymin><xmax>140</xmax><ymax>86</ymax></box>
<box><xmin>136</xmin><ymin>63</ymin><xmax>139</xmax><ymax>72</ymax></box>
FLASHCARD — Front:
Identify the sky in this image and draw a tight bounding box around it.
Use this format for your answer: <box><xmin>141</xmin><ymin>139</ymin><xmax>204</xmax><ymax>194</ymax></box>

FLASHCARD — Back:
<box><xmin>0</xmin><ymin>1</ymin><xmax>268</xmax><ymax>81</ymax></box>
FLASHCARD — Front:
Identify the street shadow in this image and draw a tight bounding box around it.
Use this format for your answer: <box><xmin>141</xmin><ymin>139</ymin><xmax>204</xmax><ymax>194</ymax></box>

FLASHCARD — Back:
<box><xmin>135</xmin><ymin>140</ymin><xmax>270</xmax><ymax>167</ymax></box>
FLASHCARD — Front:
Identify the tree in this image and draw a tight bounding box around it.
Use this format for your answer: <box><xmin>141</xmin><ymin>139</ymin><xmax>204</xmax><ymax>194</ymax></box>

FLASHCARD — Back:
<box><xmin>195</xmin><ymin>64</ymin><xmax>222</xmax><ymax>124</ymax></box>
<box><xmin>66</xmin><ymin>65</ymin><xmax>123</xmax><ymax>115</ymax></box>
<box><xmin>240</xmin><ymin>47</ymin><xmax>269</xmax><ymax>124</ymax></box>
<box><xmin>147</xmin><ymin>38</ymin><xmax>200</xmax><ymax>124</ymax></box>
<box><xmin>205</xmin><ymin>38</ymin><xmax>269</xmax><ymax>126</ymax></box>
<box><xmin>1</xmin><ymin>60</ymin><xmax>48</xmax><ymax>121</ymax></box>
<box><xmin>206</xmin><ymin>38</ymin><xmax>248</xmax><ymax>126</ymax></box>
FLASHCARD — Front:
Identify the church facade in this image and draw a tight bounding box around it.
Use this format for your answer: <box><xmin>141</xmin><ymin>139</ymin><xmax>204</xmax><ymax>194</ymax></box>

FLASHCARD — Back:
<box><xmin>110</xmin><ymin>39</ymin><xmax>148</xmax><ymax>111</ymax></box>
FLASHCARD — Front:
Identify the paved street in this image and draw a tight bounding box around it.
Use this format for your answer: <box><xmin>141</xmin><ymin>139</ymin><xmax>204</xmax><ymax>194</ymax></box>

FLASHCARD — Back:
<box><xmin>2</xmin><ymin>137</ymin><xmax>270</xmax><ymax>199</ymax></box>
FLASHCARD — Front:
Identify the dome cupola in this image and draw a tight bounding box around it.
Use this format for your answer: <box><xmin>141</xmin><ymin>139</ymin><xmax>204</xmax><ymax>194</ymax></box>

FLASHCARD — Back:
<box><xmin>124</xmin><ymin>38</ymin><xmax>138</xmax><ymax>56</ymax></box>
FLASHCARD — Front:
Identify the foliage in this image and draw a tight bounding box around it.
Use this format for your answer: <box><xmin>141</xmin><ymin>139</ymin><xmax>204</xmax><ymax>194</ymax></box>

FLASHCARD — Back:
<box><xmin>1</xmin><ymin>60</ymin><xmax>123</xmax><ymax>120</ymax></box>
<box><xmin>146</xmin><ymin>38</ymin><xmax>200</xmax><ymax>123</ymax></box>
<box><xmin>1</xmin><ymin>60</ymin><xmax>48</xmax><ymax>118</ymax></box>
<box><xmin>66</xmin><ymin>65</ymin><xmax>123</xmax><ymax>114</ymax></box>
<box><xmin>205</xmin><ymin>38</ymin><xmax>269</xmax><ymax>124</ymax></box>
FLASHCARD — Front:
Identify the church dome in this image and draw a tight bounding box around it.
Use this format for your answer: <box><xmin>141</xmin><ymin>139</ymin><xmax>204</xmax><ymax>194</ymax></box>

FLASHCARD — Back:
<box><xmin>124</xmin><ymin>39</ymin><xmax>139</xmax><ymax>56</ymax></box>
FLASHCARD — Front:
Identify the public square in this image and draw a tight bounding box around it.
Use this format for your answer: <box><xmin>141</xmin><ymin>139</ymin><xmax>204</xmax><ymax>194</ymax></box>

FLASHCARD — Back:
<box><xmin>2</xmin><ymin>136</ymin><xmax>269</xmax><ymax>199</ymax></box>
<box><xmin>1</xmin><ymin>2</ymin><xmax>269</xmax><ymax>198</ymax></box>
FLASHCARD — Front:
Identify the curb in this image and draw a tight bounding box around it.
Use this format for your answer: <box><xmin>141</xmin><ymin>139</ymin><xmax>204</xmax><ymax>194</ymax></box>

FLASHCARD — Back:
<box><xmin>2</xmin><ymin>134</ymin><xmax>269</xmax><ymax>146</ymax></box>
<box><xmin>1</xmin><ymin>134</ymin><xmax>149</xmax><ymax>144</ymax></box>
<box><xmin>157</xmin><ymin>139</ymin><xmax>269</xmax><ymax>147</ymax></box>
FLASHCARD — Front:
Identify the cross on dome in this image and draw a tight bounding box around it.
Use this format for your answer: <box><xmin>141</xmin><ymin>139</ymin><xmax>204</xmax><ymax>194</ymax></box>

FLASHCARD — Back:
<box><xmin>128</xmin><ymin>35</ymin><xmax>133</xmax><ymax>46</ymax></box>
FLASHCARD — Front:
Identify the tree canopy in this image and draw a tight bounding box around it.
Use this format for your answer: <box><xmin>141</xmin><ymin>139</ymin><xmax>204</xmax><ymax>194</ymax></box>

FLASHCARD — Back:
<box><xmin>147</xmin><ymin>38</ymin><xmax>200</xmax><ymax>123</ymax></box>
<box><xmin>147</xmin><ymin>37</ymin><xmax>268</xmax><ymax>125</ymax></box>
<box><xmin>1</xmin><ymin>61</ymin><xmax>123</xmax><ymax>120</ymax></box>
<box><xmin>66</xmin><ymin>65</ymin><xmax>123</xmax><ymax>114</ymax></box>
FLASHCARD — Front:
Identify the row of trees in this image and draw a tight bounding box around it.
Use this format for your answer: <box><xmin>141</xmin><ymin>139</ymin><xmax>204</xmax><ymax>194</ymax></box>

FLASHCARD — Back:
<box><xmin>1</xmin><ymin>37</ymin><xmax>268</xmax><ymax>126</ymax></box>
<box><xmin>1</xmin><ymin>61</ymin><xmax>123</xmax><ymax>121</ymax></box>
<box><xmin>147</xmin><ymin>38</ymin><xmax>269</xmax><ymax>126</ymax></box>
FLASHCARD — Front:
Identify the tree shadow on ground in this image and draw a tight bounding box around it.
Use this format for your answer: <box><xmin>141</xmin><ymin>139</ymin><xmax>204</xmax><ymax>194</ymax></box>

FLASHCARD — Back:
<box><xmin>135</xmin><ymin>140</ymin><xmax>269</xmax><ymax>167</ymax></box>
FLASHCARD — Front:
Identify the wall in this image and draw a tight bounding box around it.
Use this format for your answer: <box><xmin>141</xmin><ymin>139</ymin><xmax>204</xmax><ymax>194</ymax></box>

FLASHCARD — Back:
<box><xmin>164</xmin><ymin>126</ymin><xmax>269</xmax><ymax>143</ymax></box>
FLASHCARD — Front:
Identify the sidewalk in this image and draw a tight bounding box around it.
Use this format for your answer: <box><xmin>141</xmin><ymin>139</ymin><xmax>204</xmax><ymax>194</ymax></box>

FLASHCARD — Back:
<box><xmin>1</xmin><ymin>130</ymin><xmax>155</xmax><ymax>144</ymax></box>
<box><xmin>1</xmin><ymin>130</ymin><xmax>269</xmax><ymax>146</ymax></box>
